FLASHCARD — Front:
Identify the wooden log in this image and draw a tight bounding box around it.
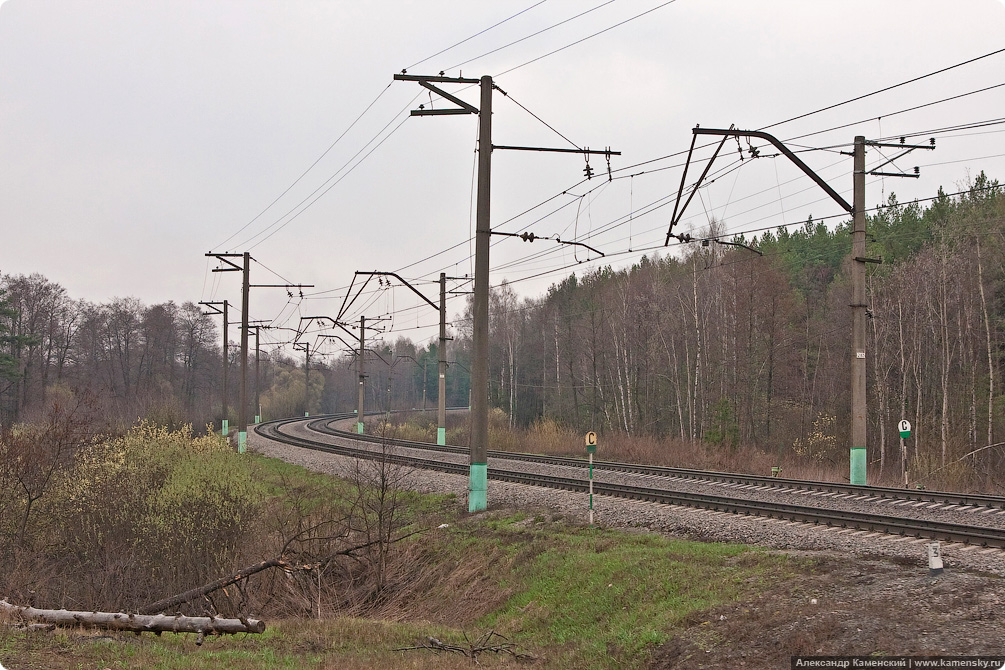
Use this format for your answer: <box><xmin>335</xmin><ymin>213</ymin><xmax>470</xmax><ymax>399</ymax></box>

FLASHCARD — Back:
<box><xmin>0</xmin><ymin>600</ymin><xmax>265</xmax><ymax>635</ymax></box>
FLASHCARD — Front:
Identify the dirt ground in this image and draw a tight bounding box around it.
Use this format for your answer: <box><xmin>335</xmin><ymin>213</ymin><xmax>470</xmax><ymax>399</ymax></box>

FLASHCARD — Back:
<box><xmin>651</xmin><ymin>551</ymin><xmax>1005</xmax><ymax>669</ymax></box>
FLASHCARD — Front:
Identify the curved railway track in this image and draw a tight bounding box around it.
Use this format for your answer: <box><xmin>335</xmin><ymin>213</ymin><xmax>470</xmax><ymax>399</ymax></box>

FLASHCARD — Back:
<box><xmin>255</xmin><ymin>413</ymin><xmax>1005</xmax><ymax>550</ymax></box>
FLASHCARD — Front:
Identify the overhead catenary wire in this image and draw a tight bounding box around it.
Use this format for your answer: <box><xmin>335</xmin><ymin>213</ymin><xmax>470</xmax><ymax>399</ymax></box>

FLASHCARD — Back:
<box><xmin>244</xmin><ymin>114</ymin><xmax>413</xmax><ymax>251</ymax></box>
<box><xmin>302</xmin><ymin>141</ymin><xmax>980</xmax><ymax>325</ymax></box>
<box><xmin>602</xmin><ymin>47</ymin><xmax>1005</xmax><ymax>180</ymax></box>
<box><xmin>255</xmin><ymin>44</ymin><xmax>1005</xmax><ymax>354</ymax></box>
<box><xmin>460</xmin><ymin>94</ymin><xmax>1000</xmax><ymax>277</ymax></box>
<box><xmin>212</xmin><ymin>82</ymin><xmax>394</xmax><ymax>252</ymax></box>
<box><xmin>256</xmin><ymin>0</ymin><xmax>642</xmax><ymax>263</ymax></box>
<box><xmin>783</xmin><ymin>81</ymin><xmax>1005</xmax><ymax>144</ymax></box>
<box><xmin>493</xmin><ymin>0</ymin><xmax>679</xmax><ymax>78</ymax></box>
<box><xmin>300</xmin><ymin>130</ymin><xmax>997</xmax><ymax>328</ymax></box>
<box><xmin>404</xmin><ymin>0</ymin><xmax>550</xmax><ymax>71</ymax></box>
<box><xmin>759</xmin><ymin>46</ymin><xmax>1005</xmax><ymax>133</ymax></box>
<box><xmin>443</xmin><ymin>0</ymin><xmax>620</xmax><ymax>73</ymax></box>
<box><xmin>438</xmin><ymin>173</ymin><xmax>1001</xmax><ymax>305</ymax></box>
<box><xmin>286</xmin><ymin>127</ymin><xmax>1002</xmax><ymax>343</ymax></box>
<box><xmin>229</xmin><ymin>39</ymin><xmax>1005</xmax><ymax>303</ymax></box>
<box><xmin>263</xmin><ymin>37</ymin><xmax>1005</xmax><ymax>318</ymax></box>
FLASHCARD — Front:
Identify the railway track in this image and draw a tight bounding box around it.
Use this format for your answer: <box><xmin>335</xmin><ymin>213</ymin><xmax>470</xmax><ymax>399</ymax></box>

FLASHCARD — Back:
<box><xmin>306</xmin><ymin>412</ymin><xmax>1005</xmax><ymax>511</ymax></box>
<box><xmin>255</xmin><ymin>414</ymin><xmax>1005</xmax><ymax>550</ymax></box>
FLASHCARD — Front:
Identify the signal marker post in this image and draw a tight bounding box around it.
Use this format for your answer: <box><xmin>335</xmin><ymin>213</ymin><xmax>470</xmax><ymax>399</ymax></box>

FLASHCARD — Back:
<box><xmin>899</xmin><ymin>419</ymin><xmax>912</xmax><ymax>488</ymax></box>
<box><xmin>586</xmin><ymin>432</ymin><xmax>597</xmax><ymax>527</ymax></box>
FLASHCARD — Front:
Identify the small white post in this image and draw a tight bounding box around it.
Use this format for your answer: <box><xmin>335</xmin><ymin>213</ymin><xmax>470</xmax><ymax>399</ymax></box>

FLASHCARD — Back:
<box><xmin>589</xmin><ymin>452</ymin><xmax>594</xmax><ymax>527</ymax></box>
<box><xmin>928</xmin><ymin>542</ymin><xmax>944</xmax><ymax>576</ymax></box>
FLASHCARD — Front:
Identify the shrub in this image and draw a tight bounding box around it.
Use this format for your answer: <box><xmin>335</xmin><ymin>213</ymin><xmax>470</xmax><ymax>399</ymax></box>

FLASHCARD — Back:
<box><xmin>43</xmin><ymin>423</ymin><xmax>262</xmax><ymax>610</ymax></box>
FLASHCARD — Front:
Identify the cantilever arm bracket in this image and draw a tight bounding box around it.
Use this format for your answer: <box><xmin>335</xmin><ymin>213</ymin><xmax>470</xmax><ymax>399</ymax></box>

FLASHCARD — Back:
<box><xmin>206</xmin><ymin>252</ymin><xmax>243</xmax><ymax>273</ymax></box>
<box><xmin>355</xmin><ymin>271</ymin><xmax>438</xmax><ymax>312</ymax></box>
<box><xmin>666</xmin><ymin>127</ymin><xmax>854</xmax><ymax>246</ymax></box>
<box><xmin>417</xmin><ymin>82</ymin><xmax>478</xmax><ymax>115</ymax></box>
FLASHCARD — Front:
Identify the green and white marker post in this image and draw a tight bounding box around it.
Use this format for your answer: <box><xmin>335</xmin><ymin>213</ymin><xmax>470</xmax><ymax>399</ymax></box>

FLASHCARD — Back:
<box><xmin>221</xmin><ymin>419</ymin><xmax>229</xmax><ymax>437</ymax></box>
<box><xmin>586</xmin><ymin>431</ymin><xmax>597</xmax><ymax>527</ymax></box>
<box><xmin>899</xmin><ymin>419</ymin><xmax>912</xmax><ymax>488</ymax></box>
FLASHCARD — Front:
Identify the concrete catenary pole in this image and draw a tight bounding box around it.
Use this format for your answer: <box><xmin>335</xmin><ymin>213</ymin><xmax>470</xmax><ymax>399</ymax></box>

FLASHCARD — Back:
<box><xmin>238</xmin><ymin>252</ymin><xmax>250</xmax><ymax>453</ymax></box>
<box><xmin>469</xmin><ymin>75</ymin><xmax>493</xmax><ymax>512</ymax></box>
<box><xmin>850</xmin><ymin>136</ymin><xmax>867</xmax><ymax>485</ymax></box>
<box><xmin>357</xmin><ymin>315</ymin><xmax>366</xmax><ymax>434</ymax></box>
<box><xmin>438</xmin><ymin>272</ymin><xmax>448</xmax><ymax>446</ymax></box>
<box><xmin>254</xmin><ymin>326</ymin><xmax>261</xmax><ymax>423</ymax></box>
<box><xmin>222</xmin><ymin>299</ymin><xmax>229</xmax><ymax>437</ymax></box>
<box><xmin>303</xmin><ymin>340</ymin><xmax>310</xmax><ymax>417</ymax></box>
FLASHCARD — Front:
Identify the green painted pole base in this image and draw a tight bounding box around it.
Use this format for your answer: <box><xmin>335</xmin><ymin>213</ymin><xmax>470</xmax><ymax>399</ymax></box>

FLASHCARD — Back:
<box><xmin>437</xmin><ymin>427</ymin><xmax>446</xmax><ymax>446</ymax></box>
<box><xmin>305</xmin><ymin>412</ymin><xmax>309</xmax><ymax>418</ymax></box>
<box><xmin>254</xmin><ymin>415</ymin><xmax>260</xmax><ymax>424</ymax></box>
<box><xmin>238</xmin><ymin>431</ymin><xmax>247</xmax><ymax>454</ymax></box>
<box><xmin>221</xmin><ymin>419</ymin><xmax>229</xmax><ymax>436</ymax></box>
<box><xmin>850</xmin><ymin>447</ymin><xmax>867</xmax><ymax>485</ymax></box>
<box><xmin>357</xmin><ymin>421</ymin><xmax>364</xmax><ymax>435</ymax></box>
<box><xmin>468</xmin><ymin>463</ymin><xmax>488</xmax><ymax>512</ymax></box>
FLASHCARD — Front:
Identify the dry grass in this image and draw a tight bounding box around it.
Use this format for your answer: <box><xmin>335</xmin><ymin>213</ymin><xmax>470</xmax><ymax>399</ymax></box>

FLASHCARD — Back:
<box><xmin>500</xmin><ymin>420</ymin><xmax>842</xmax><ymax>483</ymax></box>
<box><xmin>375</xmin><ymin>411</ymin><xmax>1004</xmax><ymax>494</ymax></box>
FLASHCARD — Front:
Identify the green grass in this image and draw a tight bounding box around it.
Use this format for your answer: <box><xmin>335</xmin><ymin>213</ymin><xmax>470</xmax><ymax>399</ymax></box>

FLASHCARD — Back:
<box><xmin>247</xmin><ymin>452</ymin><xmax>457</xmax><ymax>519</ymax></box>
<box><xmin>468</xmin><ymin>518</ymin><xmax>781</xmax><ymax>667</ymax></box>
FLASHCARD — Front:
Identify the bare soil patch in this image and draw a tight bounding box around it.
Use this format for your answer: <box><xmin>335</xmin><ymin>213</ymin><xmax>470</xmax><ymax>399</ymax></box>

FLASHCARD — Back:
<box><xmin>651</xmin><ymin>551</ymin><xmax>1005</xmax><ymax>669</ymax></box>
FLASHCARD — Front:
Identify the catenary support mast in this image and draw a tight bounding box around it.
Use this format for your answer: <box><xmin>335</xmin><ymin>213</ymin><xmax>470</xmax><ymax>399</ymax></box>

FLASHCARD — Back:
<box><xmin>850</xmin><ymin>137</ymin><xmax>867</xmax><ymax>484</ymax></box>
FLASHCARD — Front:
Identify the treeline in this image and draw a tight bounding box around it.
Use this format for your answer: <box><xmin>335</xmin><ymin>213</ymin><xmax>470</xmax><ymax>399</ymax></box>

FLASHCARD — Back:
<box><xmin>2</xmin><ymin>174</ymin><xmax>1003</xmax><ymax>486</ymax></box>
<box><xmin>0</xmin><ymin>284</ymin><xmax>221</xmax><ymax>427</ymax></box>
<box><xmin>0</xmin><ymin>277</ymin><xmax>471</xmax><ymax>430</ymax></box>
<box><xmin>480</xmin><ymin>173</ymin><xmax>1005</xmax><ymax>485</ymax></box>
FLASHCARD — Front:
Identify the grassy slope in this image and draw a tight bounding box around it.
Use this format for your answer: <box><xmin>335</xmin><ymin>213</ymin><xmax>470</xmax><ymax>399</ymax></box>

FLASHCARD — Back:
<box><xmin>0</xmin><ymin>455</ymin><xmax>796</xmax><ymax>670</ymax></box>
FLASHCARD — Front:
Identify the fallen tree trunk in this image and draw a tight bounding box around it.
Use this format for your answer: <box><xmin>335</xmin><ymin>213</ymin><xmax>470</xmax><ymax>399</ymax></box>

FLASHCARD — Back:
<box><xmin>0</xmin><ymin>600</ymin><xmax>265</xmax><ymax>636</ymax></box>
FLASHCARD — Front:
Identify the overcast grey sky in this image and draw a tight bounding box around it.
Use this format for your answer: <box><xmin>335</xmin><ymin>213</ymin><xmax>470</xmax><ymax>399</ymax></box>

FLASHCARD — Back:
<box><xmin>2</xmin><ymin>0</ymin><xmax>1004</xmax><ymax>355</ymax></box>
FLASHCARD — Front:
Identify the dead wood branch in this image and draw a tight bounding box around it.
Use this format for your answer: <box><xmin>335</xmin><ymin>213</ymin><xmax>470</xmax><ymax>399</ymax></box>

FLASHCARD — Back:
<box><xmin>139</xmin><ymin>529</ymin><xmax>428</xmax><ymax>616</ymax></box>
<box><xmin>0</xmin><ymin>599</ymin><xmax>265</xmax><ymax>637</ymax></box>
<box><xmin>395</xmin><ymin>630</ymin><xmax>536</xmax><ymax>662</ymax></box>
<box><xmin>139</xmin><ymin>557</ymin><xmax>290</xmax><ymax>615</ymax></box>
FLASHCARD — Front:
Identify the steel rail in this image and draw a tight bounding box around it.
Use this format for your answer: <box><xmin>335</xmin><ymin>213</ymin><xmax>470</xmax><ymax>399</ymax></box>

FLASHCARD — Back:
<box><xmin>305</xmin><ymin>414</ymin><xmax>1005</xmax><ymax>510</ymax></box>
<box><xmin>255</xmin><ymin>416</ymin><xmax>1005</xmax><ymax>549</ymax></box>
